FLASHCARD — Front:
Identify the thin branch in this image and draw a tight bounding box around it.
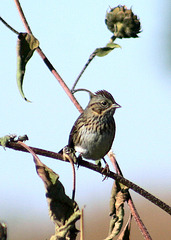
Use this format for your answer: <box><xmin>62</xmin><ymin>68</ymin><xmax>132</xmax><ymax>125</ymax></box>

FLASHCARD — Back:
<box><xmin>36</xmin><ymin>47</ymin><xmax>83</xmax><ymax>113</ymax></box>
<box><xmin>80</xmin><ymin>208</ymin><xmax>84</xmax><ymax>240</ymax></box>
<box><xmin>71</xmin><ymin>51</ymin><xmax>96</xmax><ymax>92</ymax></box>
<box><xmin>108</xmin><ymin>152</ymin><xmax>152</xmax><ymax>240</ymax></box>
<box><xmin>14</xmin><ymin>0</ymin><xmax>32</xmax><ymax>34</ymax></box>
<box><xmin>63</xmin><ymin>149</ymin><xmax>76</xmax><ymax>201</ymax></box>
<box><xmin>4</xmin><ymin>141</ymin><xmax>171</xmax><ymax>216</ymax></box>
<box><xmin>0</xmin><ymin>16</ymin><xmax>19</xmax><ymax>35</ymax></box>
<box><xmin>71</xmin><ymin>35</ymin><xmax>117</xmax><ymax>92</ymax></box>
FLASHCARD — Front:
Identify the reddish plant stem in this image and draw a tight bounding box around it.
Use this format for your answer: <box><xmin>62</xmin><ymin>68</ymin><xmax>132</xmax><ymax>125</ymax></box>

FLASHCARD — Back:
<box><xmin>63</xmin><ymin>153</ymin><xmax>76</xmax><ymax>201</ymax></box>
<box><xmin>71</xmin><ymin>52</ymin><xmax>96</xmax><ymax>92</ymax></box>
<box><xmin>108</xmin><ymin>152</ymin><xmax>152</xmax><ymax>240</ymax></box>
<box><xmin>5</xmin><ymin>142</ymin><xmax>171</xmax><ymax>216</ymax></box>
<box><xmin>14</xmin><ymin>0</ymin><xmax>83</xmax><ymax>114</ymax></box>
<box><xmin>14</xmin><ymin>0</ymin><xmax>32</xmax><ymax>34</ymax></box>
<box><xmin>36</xmin><ymin>47</ymin><xmax>83</xmax><ymax>113</ymax></box>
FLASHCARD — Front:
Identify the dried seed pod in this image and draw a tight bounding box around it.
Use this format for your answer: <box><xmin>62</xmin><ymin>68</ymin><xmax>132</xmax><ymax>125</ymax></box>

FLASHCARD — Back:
<box><xmin>105</xmin><ymin>5</ymin><xmax>141</xmax><ymax>38</ymax></box>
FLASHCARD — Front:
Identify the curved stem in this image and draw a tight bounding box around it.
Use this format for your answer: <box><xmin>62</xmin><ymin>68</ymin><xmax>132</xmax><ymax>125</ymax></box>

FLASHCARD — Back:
<box><xmin>71</xmin><ymin>51</ymin><xmax>96</xmax><ymax>92</ymax></box>
<box><xmin>71</xmin><ymin>35</ymin><xmax>116</xmax><ymax>92</ymax></box>
<box><xmin>0</xmin><ymin>17</ymin><xmax>19</xmax><ymax>35</ymax></box>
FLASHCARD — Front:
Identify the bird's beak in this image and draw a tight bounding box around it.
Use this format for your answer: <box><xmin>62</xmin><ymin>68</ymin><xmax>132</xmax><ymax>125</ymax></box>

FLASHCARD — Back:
<box><xmin>113</xmin><ymin>103</ymin><xmax>121</xmax><ymax>108</ymax></box>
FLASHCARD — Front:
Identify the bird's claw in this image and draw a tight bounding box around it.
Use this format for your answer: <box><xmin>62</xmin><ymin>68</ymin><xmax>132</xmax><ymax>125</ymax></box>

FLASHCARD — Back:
<box><xmin>102</xmin><ymin>163</ymin><xmax>110</xmax><ymax>181</ymax></box>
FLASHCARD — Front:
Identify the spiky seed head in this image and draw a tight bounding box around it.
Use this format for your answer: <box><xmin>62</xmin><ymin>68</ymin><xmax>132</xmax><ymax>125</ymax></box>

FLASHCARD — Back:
<box><xmin>105</xmin><ymin>5</ymin><xmax>141</xmax><ymax>38</ymax></box>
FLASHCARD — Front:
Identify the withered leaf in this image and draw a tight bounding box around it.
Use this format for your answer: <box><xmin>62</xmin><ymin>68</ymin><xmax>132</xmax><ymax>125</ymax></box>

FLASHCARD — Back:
<box><xmin>105</xmin><ymin>181</ymin><xmax>129</xmax><ymax>240</ymax></box>
<box><xmin>117</xmin><ymin>214</ymin><xmax>132</xmax><ymax>240</ymax></box>
<box><xmin>33</xmin><ymin>155</ymin><xmax>80</xmax><ymax>239</ymax></box>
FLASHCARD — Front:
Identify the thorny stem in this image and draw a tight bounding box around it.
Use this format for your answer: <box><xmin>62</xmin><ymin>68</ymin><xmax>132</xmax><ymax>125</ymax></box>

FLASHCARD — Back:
<box><xmin>4</xmin><ymin>141</ymin><xmax>171</xmax><ymax>216</ymax></box>
<box><xmin>108</xmin><ymin>152</ymin><xmax>152</xmax><ymax>240</ymax></box>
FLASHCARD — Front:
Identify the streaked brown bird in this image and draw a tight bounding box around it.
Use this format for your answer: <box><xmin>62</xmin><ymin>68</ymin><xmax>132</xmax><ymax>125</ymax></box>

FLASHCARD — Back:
<box><xmin>67</xmin><ymin>90</ymin><xmax>121</xmax><ymax>163</ymax></box>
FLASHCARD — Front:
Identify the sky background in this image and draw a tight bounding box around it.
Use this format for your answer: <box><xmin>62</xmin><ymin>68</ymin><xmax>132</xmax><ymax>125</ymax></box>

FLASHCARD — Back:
<box><xmin>0</xmin><ymin>1</ymin><xmax>171</xmax><ymax>239</ymax></box>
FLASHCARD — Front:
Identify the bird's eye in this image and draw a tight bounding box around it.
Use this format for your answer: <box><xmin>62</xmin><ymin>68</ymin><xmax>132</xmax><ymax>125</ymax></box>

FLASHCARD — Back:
<box><xmin>101</xmin><ymin>101</ymin><xmax>107</xmax><ymax>106</ymax></box>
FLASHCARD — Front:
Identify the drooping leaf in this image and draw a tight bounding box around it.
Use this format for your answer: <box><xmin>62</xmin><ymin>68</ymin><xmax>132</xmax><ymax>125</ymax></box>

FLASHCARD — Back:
<box><xmin>16</xmin><ymin>33</ymin><xmax>39</xmax><ymax>102</ymax></box>
<box><xmin>94</xmin><ymin>42</ymin><xmax>121</xmax><ymax>57</ymax></box>
<box><xmin>104</xmin><ymin>181</ymin><xmax>129</xmax><ymax>240</ymax></box>
<box><xmin>33</xmin><ymin>154</ymin><xmax>80</xmax><ymax>239</ymax></box>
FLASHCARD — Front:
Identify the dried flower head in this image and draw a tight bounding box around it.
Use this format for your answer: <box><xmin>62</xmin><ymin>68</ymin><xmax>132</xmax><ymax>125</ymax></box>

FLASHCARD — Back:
<box><xmin>105</xmin><ymin>5</ymin><xmax>141</xmax><ymax>38</ymax></box>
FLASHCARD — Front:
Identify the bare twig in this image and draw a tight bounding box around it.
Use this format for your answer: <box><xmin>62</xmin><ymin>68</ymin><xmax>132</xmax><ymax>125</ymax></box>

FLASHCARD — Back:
<box><xmin>71</xmin><ymin>35</ymin><xmax>117</xmax><ymax>92</ymax></box>
<box><xmin>14</xmin><ymin>0</ymin><xmax>32</xmax><ymax>34</ymax></box>
<box><xmin>80</xmin><ymin>208</ymin><xmax>84</xmax><ymax>240</ymax></box>
<box><xmin>4</xmin><ymin>141</ymin><xmax>171</xmax><ymax>216</ymax></box>
<box><xmin>36</xmin><ymin>47</ymin><xmax>83</xmax><ymax>113</ymax></box>
<box><xmin>71</xmin><ymin>52</ymin><xmax>96</xmax><ymax>92</ymax></box>
<box><xmin>62</xmin><ymin>148</ymin><xmax>76</xmax><ymax>201</ymax></box>
<box><xmin>0</xmin><ymin>16</ymin><xmax>19</xmax><ymax>35</ymax></box>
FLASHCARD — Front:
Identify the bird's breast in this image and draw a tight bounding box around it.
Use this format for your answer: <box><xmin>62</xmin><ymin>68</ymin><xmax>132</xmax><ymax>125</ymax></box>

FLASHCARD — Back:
<box><xmin>74</xmin><ymin>118</ymin><xmax>115</xmax><ymax>160</ymax></box>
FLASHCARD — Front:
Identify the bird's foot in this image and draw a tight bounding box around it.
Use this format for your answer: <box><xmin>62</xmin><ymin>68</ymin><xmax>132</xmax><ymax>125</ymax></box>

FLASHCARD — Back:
<box><xmin>101</xmin><ymin>160</ymin><xmax>110</xmax><ymax>181</ymax></box>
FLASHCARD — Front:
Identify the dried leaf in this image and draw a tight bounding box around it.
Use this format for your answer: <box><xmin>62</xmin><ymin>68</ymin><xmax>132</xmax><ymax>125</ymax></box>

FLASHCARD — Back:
<box><xmin>105</xmin><ymin>181</ymin><xmax>129</xmax><ymax>240</ymax></box>
<box><xmin>16</xmin><ymin>33</ymin><xmax>39</xmax><ymax>102</ymax></box>
<box><xmin>117</xmin><ymin>214</ymin><xmax>132</xmax><ymax>240</ymax></box>
<box><xmin>33</xmin><ymin>155</ymin><xmax>80</xmax><ymax>239</ymax></box>
<box><xmin>94</xmin><ymin>43</ymin><xmax>121</xmax><ymax>57</ymax></box>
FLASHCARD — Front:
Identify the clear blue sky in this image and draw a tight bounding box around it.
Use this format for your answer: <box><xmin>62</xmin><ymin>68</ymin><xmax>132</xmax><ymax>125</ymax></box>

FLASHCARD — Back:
<box><xmin>0</xmin><ymin>1</ymin><xmax>171</xmax><ymax>239</ymax></box>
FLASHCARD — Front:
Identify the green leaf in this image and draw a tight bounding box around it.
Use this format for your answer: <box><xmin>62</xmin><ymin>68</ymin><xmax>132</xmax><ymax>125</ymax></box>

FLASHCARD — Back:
<box><xmin>16</xmin><ymin>33</ymin><xmax>39</xmax><ymax>102</ymax></box>
<box><xmin>94</xmin><ymin>42</ymin><xmax>121</xmax><ymax>57</ymax></box>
